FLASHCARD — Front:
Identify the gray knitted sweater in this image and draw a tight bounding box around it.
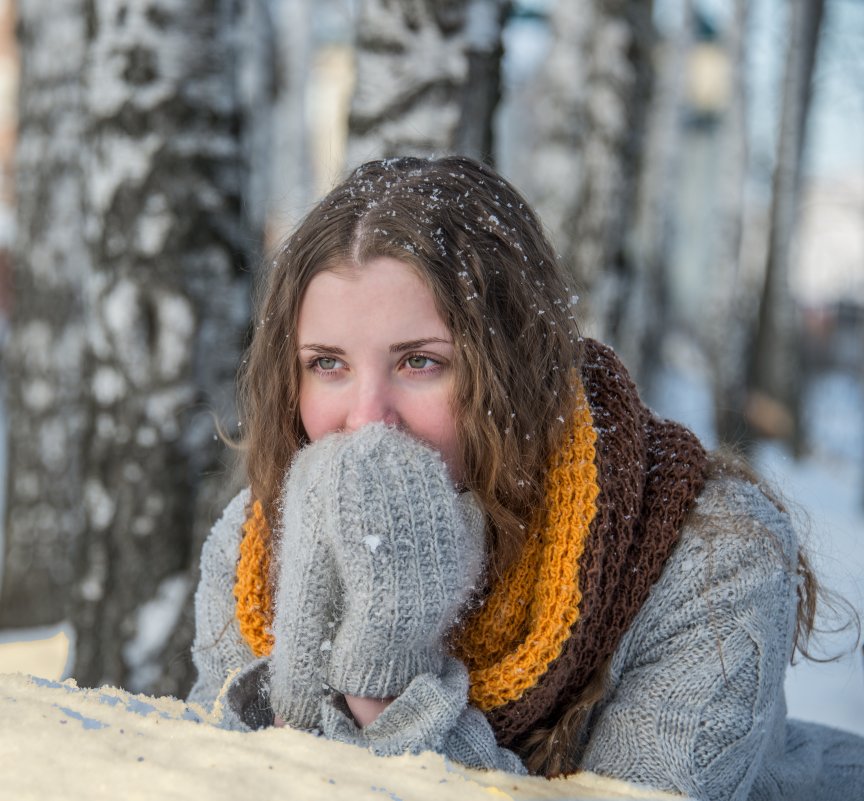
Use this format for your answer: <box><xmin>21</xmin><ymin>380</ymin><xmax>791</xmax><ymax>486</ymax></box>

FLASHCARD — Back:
<box><xmin>189</xmin><ymin>428</ymin><xmax>864</xmax><ymax>800</ymax></box>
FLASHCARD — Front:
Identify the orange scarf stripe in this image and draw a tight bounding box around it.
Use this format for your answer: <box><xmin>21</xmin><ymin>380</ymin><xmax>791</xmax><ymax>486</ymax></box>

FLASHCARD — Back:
<box><xmin>454</xmin><ymin>387</ymin><xmax>599</xmax><ymax>710</ymax></box>
<box><xmin>234</xmin><ymin>499</ymin><xmax>275</xmax><ymax>657</ymax></box>
<box><xmin>453</xmin><ymin>384</ymin><xmax>593</xmax><ymax>670</ymax></box>
<box><xmin>455</xmin><ymin>519</ymin><xmax>543</xmax><ymax>670</ymax></box>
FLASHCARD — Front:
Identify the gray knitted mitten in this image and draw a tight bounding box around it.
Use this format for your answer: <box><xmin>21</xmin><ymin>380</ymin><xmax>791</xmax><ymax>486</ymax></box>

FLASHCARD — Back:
<box><xmin>269</xmin><ymin>423</ymin><xmax>483</xmax><ymax>717</ymax></box>
<box><xmin>269</xmin><ymin>424</ymin><xmax>524</xmax><ymax>772</ymax></box>
<box><xmin>323</xmin><ymin>424</ymin><xmax>485</xmax><ymax>699</ymax></box>
<box><xmin>267</xmin><ymin>432</ymin><xmax>343</xmax><ymax>730</ymax></box>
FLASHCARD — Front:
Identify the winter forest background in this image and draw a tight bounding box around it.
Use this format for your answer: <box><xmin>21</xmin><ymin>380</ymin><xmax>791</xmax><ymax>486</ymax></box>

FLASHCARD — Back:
<box><xmin>0</xmin><ymin>0</ymin><xmax>862</xmax><ymax>736</ymax></box>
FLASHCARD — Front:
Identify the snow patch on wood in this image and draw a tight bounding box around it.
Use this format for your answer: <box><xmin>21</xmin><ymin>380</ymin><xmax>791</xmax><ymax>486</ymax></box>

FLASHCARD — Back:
<box><xmin>22</xmin><ymin>378</ymin><xmax>54</xmax><ymax>412</ymax></box>
<box><xmin>154</xmin><ymin>291</ymin><xmax>195</xmax><ymax>380</ymax></box>
<box><xmin>136</xmin><ymin>194</ymin><xmax>172</xmax><ymax>257</ymax></box>
<box><xmin>84</xmin><ymin>479</ymin><xmax>115</xmax><ymax>531</ymax></box>
<box><xmin>92</xmin><ymin>366</ymin><xmax>127</xmax><ymax>405</ymax></box>
<box><xmin>87</xmin><ymin>134</ymin><xmax>160</xmax><ymax>216</ymax></box>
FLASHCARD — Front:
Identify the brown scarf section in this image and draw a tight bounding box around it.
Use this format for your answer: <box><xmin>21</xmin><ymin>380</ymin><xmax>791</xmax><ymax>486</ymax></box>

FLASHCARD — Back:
<box><xmin>233</xmin><ymin>339</ymin><xmax>708</xmax><ymax>752</ymax></box>
<box><xmin>457</xmin><ymin>340</ymin><xmax>708</xmax><ymax>749</ymax></box>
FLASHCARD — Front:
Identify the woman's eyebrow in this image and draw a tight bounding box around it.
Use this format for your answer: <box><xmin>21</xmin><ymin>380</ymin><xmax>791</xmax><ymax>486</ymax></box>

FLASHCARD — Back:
<box><xmin>299</xmin><ymin>343</ymin><xmax>347</xmax><ymax>355</ymax></box>
<box><xmin>390</xmin><ymin>337</ymin><xmax>452</xmax><ymax>353</ymax></box>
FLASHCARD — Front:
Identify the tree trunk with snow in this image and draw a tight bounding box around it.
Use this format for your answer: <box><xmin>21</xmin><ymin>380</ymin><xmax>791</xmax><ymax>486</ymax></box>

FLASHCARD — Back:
<box><xmin>2</xmin><ymin>0</ymin><xmax>261</xmax><ymax>698</ymax></box>
<box><xmin>346</xmin><ymin>0</ymin><xmax>471</xmax><ymax>166</ymax></box>
<box><xmin>68</xmin><ymin>0</ymin><xmax>257</xmax><ymax>696</ymax></box>
<box><xmin>511</xmin><ymin>0</ymin><xmax>655</xmax><ymax>378</ymax></box>
<box><xmin>628</xmin><ymin>2</ymin><xmax>693</xmax><ymax>390</ymax></box>
<box><xmin>0</xmin><ymin>0</ymin><xmax>90</xmax><ymax>627</ymax></box>
<box><xmin>268</xmin><ymin>0</ymin><xmax>314</xmax><ymax>226</ymax></box>
<box><xmin>346</xmin><ymin>0</ymin><xmax>513</xmax><ymax>168</ymax></box>
<box><xmin>453</xmin><ymin>0</ymin><xmax>508</xmax><ymax>163</ymax></box>
<box><xmin>747</xmin><ymin>0</ymin><xmax>825</xmax><ymax>453</ymax></box>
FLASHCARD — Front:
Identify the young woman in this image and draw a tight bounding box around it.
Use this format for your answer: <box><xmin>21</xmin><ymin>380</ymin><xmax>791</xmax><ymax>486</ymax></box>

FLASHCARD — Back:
<box><xmin>188</xmin><ymin>156</ymin><xmax>864</xmax><ymax>799</ymax></box>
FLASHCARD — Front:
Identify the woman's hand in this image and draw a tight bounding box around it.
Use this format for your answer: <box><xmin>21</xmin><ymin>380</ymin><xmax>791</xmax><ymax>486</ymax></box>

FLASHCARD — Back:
<box><xmin>269</xmin><ymin>426</ymin><xmax>525</xmax><ymax>773</ymax></box>
<box><xmin>344</xmin><ymin>695</ymin><xmax>394</xmax><ymax>727</ymax></box>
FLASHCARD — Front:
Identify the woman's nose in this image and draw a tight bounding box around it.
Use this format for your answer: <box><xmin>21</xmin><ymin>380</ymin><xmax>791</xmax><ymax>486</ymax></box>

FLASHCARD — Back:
<box><xmin>344</xmin><ymin>380</ymin><xmax>399</xmax><ymax>432</ymax></box>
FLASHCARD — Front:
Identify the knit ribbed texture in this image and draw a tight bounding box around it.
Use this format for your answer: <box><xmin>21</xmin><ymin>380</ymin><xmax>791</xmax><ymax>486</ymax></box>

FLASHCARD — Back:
<box><xmin>267</xmin><ymin>435</ymin><xmax>341</xmax><ymax>729</ymax></box>
<box><xmin>453</xmin><ymin>383</ymin><xmax>599</xmax><ymax>709</ymax></box>
<box><xmin>323</xmin><ymin>424</ymin><xmax>485</xmax><ymax>697</ymax></box>
<box><xmin>267</xmin><ymin>424</ymin><xmax>487</xmax><ymax>728</ymax></box>
<box><xmin>233</xmin><ymin>500</ymin><xmax>274</xmax><ymax>658</ymax></box>
<box><xmin>319</xmin><ymin>656</ymin><xmax>525</xmax><ymax>774</ymax></box>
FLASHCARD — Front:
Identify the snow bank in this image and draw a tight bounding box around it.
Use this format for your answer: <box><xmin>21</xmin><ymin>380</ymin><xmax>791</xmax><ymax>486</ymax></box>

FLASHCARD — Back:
<box><xmin>0</xmin><ymin>672</ymin><xmax>684</xmax><ymax>801</ymax></box>
<box><xmin>0</xmin><ymin>626</ymin><xmax>70</xmax><ymax>679</ymax></box>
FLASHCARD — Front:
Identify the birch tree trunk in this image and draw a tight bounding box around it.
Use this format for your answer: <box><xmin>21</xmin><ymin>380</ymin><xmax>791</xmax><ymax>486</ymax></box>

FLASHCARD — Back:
<box><xmin>270</xmin><ymin>0</ymin><xmax>314</xmax><ymax>225</ymax></box>
<box><xmin>0</xmin><ymin>0</ymin><xmax>89</xmax><ymax>626</ymax></box>
<box><xmin>628</xmin><ymin>2</ymin><xmax>692</xmax><ymax>389</ymax></box>
<box><xmin>512</xmin><ymin>0</ymin><xmax>655</xmax><ymax>376</ymax></box>
<box><xmin>2</xmin><ymin>0</ymin><xmax>260</xmax><ymax>698</ymax></box>
<box><xmin>453</xmin><ymin>0</ymin><xmax>508</xmax><ymax>163</ymax></box>
<box><xmin>69</xmin><ymin>0</ymin><xmax>255</xmax><ymax>696</ymax></box>
<box><xmin>346</xmin><ymin>0</ymin><xmax>470</xmax><ymax>165</ymax></box>
<box><xmin>747</xmin><ymin>0</ymin><xmax>826</xmax><ymax>452</ymax></box>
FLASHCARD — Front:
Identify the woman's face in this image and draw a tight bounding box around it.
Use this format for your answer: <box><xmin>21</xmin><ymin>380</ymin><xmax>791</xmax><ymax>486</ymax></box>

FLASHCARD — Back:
<box><xmin>297</xmin><ymin>256</ymin><xmax>463</xmax><ymax>484</ymax></box>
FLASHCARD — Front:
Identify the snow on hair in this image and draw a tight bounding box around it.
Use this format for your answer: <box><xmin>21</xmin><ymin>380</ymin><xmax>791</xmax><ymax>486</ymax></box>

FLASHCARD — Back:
<box><xmin>238</xmin><ymin>155</ymin><xmax>583</xmax><ymax>576</ymax></box>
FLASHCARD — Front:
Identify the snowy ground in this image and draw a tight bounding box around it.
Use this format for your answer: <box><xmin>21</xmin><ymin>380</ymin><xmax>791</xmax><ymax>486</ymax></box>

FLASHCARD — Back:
<box><xmin>0</xmin><ymin>672</ymin><xmax>683</xmax><ymax>801</ymax></box>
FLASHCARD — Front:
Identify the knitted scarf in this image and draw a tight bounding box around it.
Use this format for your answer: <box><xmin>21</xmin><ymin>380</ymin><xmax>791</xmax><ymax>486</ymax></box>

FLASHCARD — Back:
<box><xmin>233</xmin><ymin>339</ymin><xmax>708</xmax><ymax>749</ymax></box>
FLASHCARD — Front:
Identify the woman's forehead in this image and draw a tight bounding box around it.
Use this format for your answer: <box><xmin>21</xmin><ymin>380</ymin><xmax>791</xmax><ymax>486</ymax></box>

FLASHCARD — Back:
<box><xmin>297</xmin><ymin>258</ymin><xmax>450</xmax><ymax>344</ymax></box>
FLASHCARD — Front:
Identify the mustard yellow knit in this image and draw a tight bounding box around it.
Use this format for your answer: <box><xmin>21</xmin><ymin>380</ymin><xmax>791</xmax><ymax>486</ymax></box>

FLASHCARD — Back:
<box><xmin>233</xmin><ymin>385</ymin><xmax>599</xmax><ymax>712</ymax></box>
<box><xmin>453</xmin><ymin>384</ymin><xmax>599</xmax><ymax>710</ymax></box>
<box><xmin>234</xmin><ymin>499</ymin><xmax>275</xmax><ymax>657</ymax></box>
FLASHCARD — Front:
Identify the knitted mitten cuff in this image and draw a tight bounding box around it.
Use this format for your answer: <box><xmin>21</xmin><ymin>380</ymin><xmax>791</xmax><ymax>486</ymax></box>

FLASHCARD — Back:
<box><xmin>323</xmin><ymin>424</ymin><xmax>486</xmax><ymax>698</ymax></box>
<box><xmin>320</xmin><ymin>656</ymin><xmax>526</xmax><ymax>774</ymax></box>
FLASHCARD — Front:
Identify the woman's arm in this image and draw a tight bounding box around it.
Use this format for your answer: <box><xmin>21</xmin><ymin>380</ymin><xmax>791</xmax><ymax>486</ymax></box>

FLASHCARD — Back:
<box><xmin>188</xmin><ymin>490</ymin><xmax>256</xmax><ymax>710</ymax></box>
<box><xmin>579</xmin><ymin>477</ymin><xmax>799</xmax><ymax>801</ymax></box>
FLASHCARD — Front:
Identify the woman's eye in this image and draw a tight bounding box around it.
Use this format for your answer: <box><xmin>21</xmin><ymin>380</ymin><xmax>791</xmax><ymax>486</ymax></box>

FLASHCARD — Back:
<box><xmin>406</xmin><ymin>355</ymin><xmax>436</xmax><ymax>369</ymax></box>
<box><xmin>316</xmin><ymin>357</ymin><xmax>339</xmax><ymax>371</ymax></box>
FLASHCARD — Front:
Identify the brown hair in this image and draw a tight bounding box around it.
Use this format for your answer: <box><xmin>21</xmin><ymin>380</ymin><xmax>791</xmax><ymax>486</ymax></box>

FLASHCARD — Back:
<box><xmin>237</xmin><ymin>156</ymin><xmax>582</xmax><ymax>576</ymax></box>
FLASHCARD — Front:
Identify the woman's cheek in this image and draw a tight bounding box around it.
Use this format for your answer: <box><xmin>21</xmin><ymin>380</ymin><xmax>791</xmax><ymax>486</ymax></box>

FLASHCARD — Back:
<box><xmin>298</xmin><ymin>388</ymin><xmax>334</xmax><ymax>442</ymax></box>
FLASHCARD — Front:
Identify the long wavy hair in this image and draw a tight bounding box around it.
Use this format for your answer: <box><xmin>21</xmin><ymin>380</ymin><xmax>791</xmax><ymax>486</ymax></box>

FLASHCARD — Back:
<box><xmin>235</xmin><ymin>155</ymin><xmax>835</xmax><ymax>778</ymax></box>
<box><xmin>237</xmin><ymin>155</ymin><xmax>582</xmax><ymax>578</ymax></box>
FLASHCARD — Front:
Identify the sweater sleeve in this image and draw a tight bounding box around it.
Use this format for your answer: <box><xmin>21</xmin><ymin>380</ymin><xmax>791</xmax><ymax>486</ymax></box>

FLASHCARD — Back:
<box><xmin>579</xmin><ymin>477</ymin><xmax>800</xmax><ymax>801</ymax></box>
<box><xmin>187</xmin><ymin>489</ymin><xmax>256</xmax><ymax>710</ymax></box>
